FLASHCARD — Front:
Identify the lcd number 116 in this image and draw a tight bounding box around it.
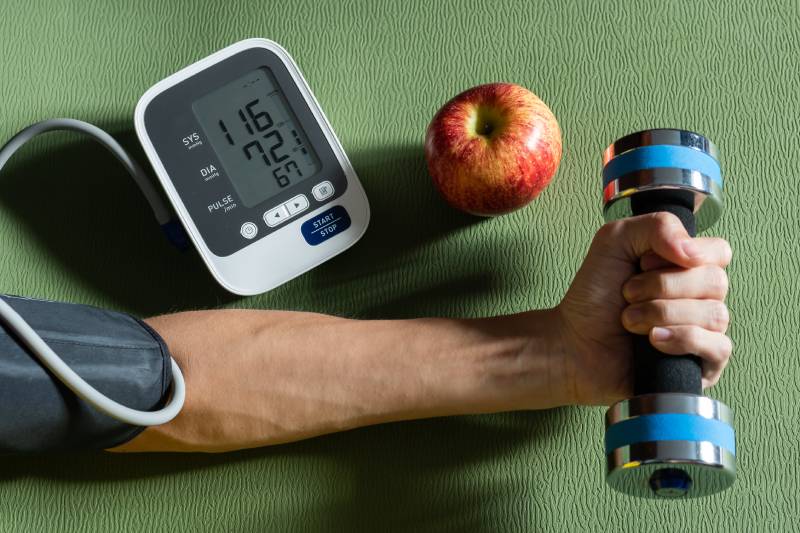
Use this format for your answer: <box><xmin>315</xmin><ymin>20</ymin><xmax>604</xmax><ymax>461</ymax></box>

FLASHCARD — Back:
<box><xmin>218</xmin><ymin>99</ymin><xmax>306</xmax><ymax>188</ymax></box>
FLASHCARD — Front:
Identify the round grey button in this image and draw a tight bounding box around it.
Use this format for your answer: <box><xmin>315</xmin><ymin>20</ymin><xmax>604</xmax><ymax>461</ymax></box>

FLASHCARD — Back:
<box><xmin>240</xmin><ymin>222</ymin><xmax>258</xmax><ymax>239</ymax></box>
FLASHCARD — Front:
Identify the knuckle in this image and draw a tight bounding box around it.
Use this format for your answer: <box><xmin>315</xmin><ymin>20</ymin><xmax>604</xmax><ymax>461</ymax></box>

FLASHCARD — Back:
<box><xmin>595</xmin><ymin>220</ymin><xmax>622</xmax><ymax>243</ymax></box>
<box><xmin>681</xmin><ymin>325</ymin><xmax>705</xmax><ymax>349</ymax></box>
<box><xmin>649</xmin><ymin>300</ymin><xmax>670</xmax><ymax>323</ymax></box>
<box><xmin>593</xmin><ymin>223</ymin><xmax>613</xmax><ymax>247</ymax></box>
<box><xmin>707</xmin><ymin>266</ymin><xmax>729</xmax><ymax>296</ymax></box>
<box><xmin>650</xmin><ymin>212</ymin><xmax>678</xmax><ymax>234</ymax></box>
<box><xmin>721</xmin><ymin>239</ymin><xmax>733</xmax><ymax>264</ymax></box>
<box><xmin>721</xmin><ymin>335</ymin><xmax>734</xmax><ymax>360</ymax></box>
<box><xmin>709</xmin><ymin>302</ymin><xmax>730</xmax><ymax>331</ymax></box>
<box><xmin>655</xmin><ymin>273</ymin><xmax>674</xmax><ymax>297</ymax></box>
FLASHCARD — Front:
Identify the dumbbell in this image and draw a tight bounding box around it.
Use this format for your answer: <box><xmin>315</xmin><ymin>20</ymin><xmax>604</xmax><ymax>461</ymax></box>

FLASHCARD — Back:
<box><xmin>601</xmin><ymin>129</ymin><xmax>735</xmax><ymax>498</ymax></box>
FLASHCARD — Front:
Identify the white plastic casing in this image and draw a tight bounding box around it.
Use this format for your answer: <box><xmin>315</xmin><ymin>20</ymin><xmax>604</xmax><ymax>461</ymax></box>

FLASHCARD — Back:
<box><xmin>135</xmin><ymin>39</ymin><xmax>370</xmax><ymax>295</ymax></box>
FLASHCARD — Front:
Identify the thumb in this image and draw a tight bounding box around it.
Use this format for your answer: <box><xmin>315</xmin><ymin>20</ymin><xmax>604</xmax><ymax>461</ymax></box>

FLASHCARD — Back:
<box><xmin>591</xmin><ymin>212</ymin><xmax>701</xmax><ymax>268</ymax></box>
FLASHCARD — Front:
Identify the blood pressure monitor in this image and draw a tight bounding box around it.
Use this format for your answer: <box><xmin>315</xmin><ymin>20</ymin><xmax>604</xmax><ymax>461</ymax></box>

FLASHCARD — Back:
<box><xmin>135</xmin><ymin>38</ymin><xmax>370</xmax><ymax>295</ymax></box>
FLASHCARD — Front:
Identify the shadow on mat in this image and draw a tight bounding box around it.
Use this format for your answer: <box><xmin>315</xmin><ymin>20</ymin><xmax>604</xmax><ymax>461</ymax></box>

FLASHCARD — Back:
<box><xmin>0</xmin><ymin>127</ymin><xmax>238</xmax><ymax>315</ymax></box>
<box><xmin>0</xmin><ymin>409</ymin><xmax>570</xmax><ymax>532</ymax></box>
<box><xmin>305</xmin><ymin>143</ymin><xmax>483</xmax><ymax>288</ymax></box>
<box><xmin>0</xmin><ymin>136</ymin><xmax>482</xmax><ymax>317</ymax></box>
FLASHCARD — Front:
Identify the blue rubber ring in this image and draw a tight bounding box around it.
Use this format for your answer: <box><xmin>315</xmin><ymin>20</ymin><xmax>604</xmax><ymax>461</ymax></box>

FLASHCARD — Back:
<box><xmin>602</xmin><ymin>145</ymin><xmax>723</xmax><ymax>188</ymax></box>
<box><xmin>605</xmin><ymin>413</ymin><xmax>736</xmax><ymax>455</ymax></box>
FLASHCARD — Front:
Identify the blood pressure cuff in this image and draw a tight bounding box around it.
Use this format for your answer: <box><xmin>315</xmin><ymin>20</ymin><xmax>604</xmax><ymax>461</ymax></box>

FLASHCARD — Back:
<box><xmin>0</xmin><ymin>295</ymin><xmax>173</xmax><ymax>453</ymax></box>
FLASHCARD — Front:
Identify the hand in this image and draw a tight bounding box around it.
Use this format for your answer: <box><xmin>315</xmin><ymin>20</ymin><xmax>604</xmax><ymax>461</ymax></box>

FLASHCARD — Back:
<box><xmin>555</xmin><ymin>212</ymin><xmax>733</xmax><ymax>406</ymax></box>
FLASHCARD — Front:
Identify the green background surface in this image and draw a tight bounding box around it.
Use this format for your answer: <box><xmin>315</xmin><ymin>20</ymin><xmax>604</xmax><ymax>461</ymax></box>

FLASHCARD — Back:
<box><xmin>0</xmin><ymin>0</ymin><xmax>797</xmax><ymax>531</ymax></box>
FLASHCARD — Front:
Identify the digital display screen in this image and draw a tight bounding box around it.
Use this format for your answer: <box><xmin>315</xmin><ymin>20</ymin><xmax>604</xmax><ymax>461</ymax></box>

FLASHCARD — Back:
<box><xmin>192</xmin><ymin>68</ymin><xmax>320</xmax><ymax>208</ymax></box>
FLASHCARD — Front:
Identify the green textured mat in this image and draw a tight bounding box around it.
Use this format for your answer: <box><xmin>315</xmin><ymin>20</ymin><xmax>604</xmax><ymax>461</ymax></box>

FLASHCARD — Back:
<box><xmin>1</xmin><ymin>0</ymin><xmax>798</xmax><ymax>531</ymax></box>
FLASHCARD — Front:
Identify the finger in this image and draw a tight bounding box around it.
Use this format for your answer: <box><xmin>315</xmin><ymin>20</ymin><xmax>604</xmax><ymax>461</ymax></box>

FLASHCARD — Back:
<box><xmin>623</xmin><ymin>265</ymin><xmax>729</xmax><ymax>303</ymax></box>
<box><xmin>702</xmin><ymin>374</ymin><xmax>722</xmax><ymax>390</ymax></box>
<box><xmin>639</xmin><ymin>237</ymin><xmax>732</xmax><ymax>272</ymax></box>
<box><xmin>702</xmin><ymin>354</ymin><xmax>729</xmax><ymax>389</ymax></box>
<box><xmin>593</xmin><ymin>213</ymin><xmax>690</xmax><ymax>266</ymax></box>
<box><xmin>593</xmin><ymin>213</ymin><xmax>733</xmax><ymax>269</ymax></box>
<box><xmin>622</xmin><ymin>299</ymin><xmax>730</xmax><ymax>335</ymax></box>
<box><xmin>648</xmin><ymin>326</ymin><xmax>732</xmax><ymax>386</ymax></box>
<box><xmin>693</xmin><ymin>237</ymin><xmax>734</xmax><ymax>267</ymax></box>
<box><xmin>640</xmin><ymin>252</ymin><xmax>674</xmax><ymax>272</ymax></box>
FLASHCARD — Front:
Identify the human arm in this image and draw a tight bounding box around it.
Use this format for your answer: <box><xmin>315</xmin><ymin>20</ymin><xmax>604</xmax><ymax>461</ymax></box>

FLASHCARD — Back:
<box><xmin>112</xmin><ymin>213</ymin><xmax>732</xmax><ymax>453</ymax></box>
<box><xmin>112</xmin><ymin>308</ymin><xmax>566</xmax><ymax>452</ymax></box>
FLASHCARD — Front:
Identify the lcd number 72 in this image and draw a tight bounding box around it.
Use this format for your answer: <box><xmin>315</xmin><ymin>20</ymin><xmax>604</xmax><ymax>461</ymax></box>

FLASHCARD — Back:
<box><xmin>218</xmin><ymin>99</ymin><xmax>306</xmax><ymax>188</ymax></box>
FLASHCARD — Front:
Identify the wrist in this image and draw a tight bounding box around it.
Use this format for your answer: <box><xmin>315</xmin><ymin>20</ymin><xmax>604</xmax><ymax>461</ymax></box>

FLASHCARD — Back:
<box><xmin>467</xmin><ymin>308</ymin><xmax>573</xmax><ymax>413</ymax></box>
<box><xmin>547</xmin><ymin>306</ymin><xmax>578</xmax><ymax>407</ymax></box>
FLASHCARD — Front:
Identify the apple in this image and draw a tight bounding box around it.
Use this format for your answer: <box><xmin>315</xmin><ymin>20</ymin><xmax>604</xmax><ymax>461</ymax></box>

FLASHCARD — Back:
<box><xmin>424</xmin><ymin>83</ymin><xmax>562</xmax><ymax>216</ymax></box>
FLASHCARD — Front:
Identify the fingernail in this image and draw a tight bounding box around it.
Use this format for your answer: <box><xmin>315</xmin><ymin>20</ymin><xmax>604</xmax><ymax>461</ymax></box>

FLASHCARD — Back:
<box><xmin>682</xmin><ymin>240</ymin><xmax>702</xmax><ymax>260</ymax></box>
<box><xmin>652</xmin><ymin>327</ymin><xmax>673</xmax><ymax>341</ymax></box>
<box><xmin>624</xmin><ymin>307</ymin><xmax>643</xmax><ymax>325</ymax></box>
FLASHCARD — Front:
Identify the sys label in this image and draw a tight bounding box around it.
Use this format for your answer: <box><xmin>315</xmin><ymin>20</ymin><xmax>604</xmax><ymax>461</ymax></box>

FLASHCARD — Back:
<box><xmin>301</xmin><ymin>205</ymin><xmax>351</xmax><ymax>246</ymax></box>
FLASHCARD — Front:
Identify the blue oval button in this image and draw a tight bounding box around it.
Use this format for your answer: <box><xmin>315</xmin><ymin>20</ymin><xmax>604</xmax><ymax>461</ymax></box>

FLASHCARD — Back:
<box><xmin>301</xmin><ymin>205</ymin><xmax>351</xmax><ymax>246</ymax></box>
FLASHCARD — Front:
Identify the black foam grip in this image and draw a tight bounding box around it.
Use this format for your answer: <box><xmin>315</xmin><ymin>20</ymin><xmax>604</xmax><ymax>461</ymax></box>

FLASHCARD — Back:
<box><xmin>630</xmin><ymin>189</ymin><xmax>703</xmax><ymax>396</ymax></box>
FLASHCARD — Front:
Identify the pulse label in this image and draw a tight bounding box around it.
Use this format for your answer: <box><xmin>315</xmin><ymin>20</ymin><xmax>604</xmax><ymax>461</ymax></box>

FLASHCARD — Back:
<box><xmin>208</xmin><ymin>194</ymin><xmax>237</xmax><ymax>214</ymax></box>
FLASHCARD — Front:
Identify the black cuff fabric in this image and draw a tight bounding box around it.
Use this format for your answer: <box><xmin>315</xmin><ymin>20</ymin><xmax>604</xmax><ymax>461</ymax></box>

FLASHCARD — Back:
<box><xmin>0</xmin><ymin>295</ymin><xmax>173</xmax><ymax>453</ymax></box>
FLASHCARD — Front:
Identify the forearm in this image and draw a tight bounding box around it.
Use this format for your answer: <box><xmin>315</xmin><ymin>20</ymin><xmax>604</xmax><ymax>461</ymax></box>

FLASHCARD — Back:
<box><xmin>111</xmin><ymin>308</ymin><xmax>567</xmax><ymax>453</ymax></box>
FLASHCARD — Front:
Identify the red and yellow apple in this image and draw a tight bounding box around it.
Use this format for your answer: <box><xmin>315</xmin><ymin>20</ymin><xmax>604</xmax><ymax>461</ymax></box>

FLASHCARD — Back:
<box><xmin>424</xmin><ymin>83</ymin><xmax>562</xmax><ymax>216</ymax></box>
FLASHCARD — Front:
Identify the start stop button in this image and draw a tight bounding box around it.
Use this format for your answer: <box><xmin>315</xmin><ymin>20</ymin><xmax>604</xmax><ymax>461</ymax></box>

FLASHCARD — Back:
<box><xmin>301</xmin><ymin>205</ymin><xmax>350</xmax><ymax>246</ymax></box>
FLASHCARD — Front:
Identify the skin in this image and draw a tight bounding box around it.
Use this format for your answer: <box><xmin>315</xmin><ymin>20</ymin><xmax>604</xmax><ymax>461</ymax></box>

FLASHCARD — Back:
<box><xmin>424</xmin><ymin>83</ymin><xmax>562</xmax><ymax>216</ymax></box>
<box><xmin>112</xmin><ymin>212</ymin><xmax>732</xmax><ymax>453</ymax></box>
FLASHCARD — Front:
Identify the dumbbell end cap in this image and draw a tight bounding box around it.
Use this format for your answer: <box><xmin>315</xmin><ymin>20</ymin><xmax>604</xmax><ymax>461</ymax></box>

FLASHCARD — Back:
<box><xmin>602</xmin><ymin>128</ymin><xmax>720</xmax><ymax>167</ymax></box>
<box><xmin>649</xmin><ymin>468</ymin><xmax>693</xmax><ymax>498</ymax></box>
<box><xmin>602</xmin><ymin>128</ymin><xmax>724</xmax><ymax>232</ymax></box>
<box><xmin>605</xmin><ymin>393</ymin><xmax>736</xmax><ymax>499</ymax></box>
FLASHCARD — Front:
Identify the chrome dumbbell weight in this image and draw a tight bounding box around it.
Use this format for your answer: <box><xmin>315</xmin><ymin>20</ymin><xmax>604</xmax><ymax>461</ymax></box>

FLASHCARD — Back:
<box><xmin>602</xmin><ymin>129</ymin><xmax>735</xmax><ymax>498</ymax></box>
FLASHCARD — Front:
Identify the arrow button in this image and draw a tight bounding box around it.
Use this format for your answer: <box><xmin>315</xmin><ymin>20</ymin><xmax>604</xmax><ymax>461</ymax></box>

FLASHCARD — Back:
<box><xmin>285</xmin><ymin>194</ymin><xmax>309</xmax><ymax>216</ymax></box>
<box><xmin>264</xmin><ymin>205</ymin><xmax>290</xmax><ymax>227</ymax></box>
